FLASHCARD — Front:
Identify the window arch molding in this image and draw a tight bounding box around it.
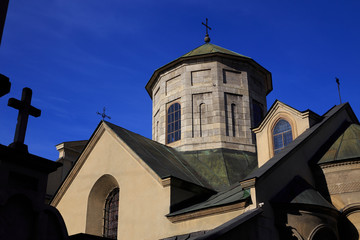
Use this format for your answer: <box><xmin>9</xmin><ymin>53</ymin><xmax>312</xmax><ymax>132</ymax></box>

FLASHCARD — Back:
<box><xmin>86</xmin><ymin>174</ymin><xmax>119</xmax><ymax>237</ymax></box>
<box><xmin>166</xmin><ymin>101</ymin><xmax>181</xmax><ymax>144</ymax></box>
<box><xmin>339</xmin><ymin>203</ymin><xmax>360</xmax><ymax>239</ymax></box>
<box><xmin>268</xmin><ymin>113</ymin><xmax>297</xmax><ymax>157</ymax></box>
<box><xmin>341</xmin><ymin>203</ymin><xmax>360</xmax><ymax>216</ymax></box>
<box><xmin>308</xmin><ymin>224</ymin><xmax>338</xmax><ymax>240</ymax></box>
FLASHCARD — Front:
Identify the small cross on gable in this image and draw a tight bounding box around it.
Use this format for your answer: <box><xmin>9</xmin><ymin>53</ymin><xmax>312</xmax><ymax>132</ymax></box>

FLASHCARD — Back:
<box><xmin>8</xmin><ymin>87</ymin><xmax>41</xmax><ymax>152</ymax></box>
<box><xmin>97</xmin><ymin>107</ymin><xmax>111</xmax><ymax>121</ymax></box>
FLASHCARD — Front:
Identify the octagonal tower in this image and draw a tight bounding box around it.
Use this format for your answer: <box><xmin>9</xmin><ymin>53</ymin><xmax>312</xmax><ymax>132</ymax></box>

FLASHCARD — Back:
<box><xmin>146</xmin><ymin>43</ymin><xmax>272</xmax><ymax>153</ymax></box>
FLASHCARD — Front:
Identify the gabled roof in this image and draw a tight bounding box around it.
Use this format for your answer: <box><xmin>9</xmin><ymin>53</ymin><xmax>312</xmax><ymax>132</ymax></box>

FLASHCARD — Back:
<box><xmin>243</xmin><ymin>103</ymin><xmax>358</xmax><ymax>182</ymax></box>
<box><xmin>51</xmin><ymin>121</ymin><xmax>212</xmax><ymax>206</ymax></box>
<box><xmin>318</xmin><ymin>123</ymin><xmax>360</xmax><ymax>164</ymax></box>
<box><xmin>252</xmin><ymin>99</ymin><xmax>322</xmax><ymax>133</ymax></box>
<box><xmin>104</xmin><ymin>121</ymin><xmax>211</xmax><ymax>188</ymax></box>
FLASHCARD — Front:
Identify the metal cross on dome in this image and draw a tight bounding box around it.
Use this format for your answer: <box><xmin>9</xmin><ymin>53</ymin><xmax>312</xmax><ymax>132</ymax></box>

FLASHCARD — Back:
<box><xmin>8</xmin><ymin>87</ymin><xmax>41</xmax><ymax>152</ymax></box>
<box><xmin>336</xmin><ymin>77</ymin><xmax>342</xmax><ymax>104</ymax></box>
<box><xmin>97</xmin><ymin>107</ymin><xmax>111</xmax><ymax>121</ymax></box>
<box><xmin>202</xmin><ymin>18</ymin><xmax>212</xmax><ymax>43</ymax></box>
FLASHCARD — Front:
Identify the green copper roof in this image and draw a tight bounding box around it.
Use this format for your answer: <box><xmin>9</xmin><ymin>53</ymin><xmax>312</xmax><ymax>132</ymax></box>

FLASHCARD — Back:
<box><xmin>181</xmin><ymin>43</ymin><xmax>250</xmax><ymax>59</ymax></box>
<box><xmin>319</xmin><ymin>124</ymin><xmax>360</xmax><ymax>164</ymax></box>
<box><xmin>180</xmin><ymin>148</ymin><xmax>257</xmax><ymax>191</ymax></box>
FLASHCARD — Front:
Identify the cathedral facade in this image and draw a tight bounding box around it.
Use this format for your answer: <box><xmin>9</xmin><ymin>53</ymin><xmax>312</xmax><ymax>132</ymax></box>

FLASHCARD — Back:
<box><xmin>49</xmin><ymin>40</ymin><xmax>360</xmax><ymax>240</ymax></box>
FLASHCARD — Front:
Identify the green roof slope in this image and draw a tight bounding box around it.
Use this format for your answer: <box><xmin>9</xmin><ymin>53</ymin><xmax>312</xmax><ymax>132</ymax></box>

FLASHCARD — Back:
<box><xmin>104</xmin><ymin>121</ymin><xmax>212</xmax><ymax>188</ymax></box>
<box><xmin>319</xmin><ymin>124</ymin><xmax>360</xmax><ymax>164</ymax></box>
<box><xmin>181</xmin><ymin>43</ymin><xmax>250</xmax><ymax>59</ymax></box>
<box><xmin>181</xmin><ymin>148</ymin><xmax>257</xmax><ymax>191</ymax></box>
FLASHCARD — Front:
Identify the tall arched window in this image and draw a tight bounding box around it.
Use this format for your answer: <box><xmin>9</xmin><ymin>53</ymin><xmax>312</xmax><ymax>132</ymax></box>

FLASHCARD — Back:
<box><xmin>167</xmin><ymin>103</ymin><xmax>181</xmax><ymax>143</ymax></box>
<box><xmin>273</xmin><ymin>119</ymin><xmax>293</xmax><ymax>154</ymax></box>
<box><xmin>104</xmin><ymin>188</ymin><xmax>119</xmax><ymax>239</ymax></box>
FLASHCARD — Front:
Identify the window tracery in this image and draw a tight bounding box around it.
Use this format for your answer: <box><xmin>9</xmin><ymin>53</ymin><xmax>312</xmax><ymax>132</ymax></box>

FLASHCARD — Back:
<box><xmin>273</xmin><ymin>119</ymin><xmax>293</xmax><ymax>154</ymax></box>
<box><xmin>103</xmin><ymin>188</ymin><xmax>119</xmax><ymax>239</ymax></box>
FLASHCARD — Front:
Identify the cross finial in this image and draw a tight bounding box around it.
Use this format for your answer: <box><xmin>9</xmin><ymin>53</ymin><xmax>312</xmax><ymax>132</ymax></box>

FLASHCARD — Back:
<box><xmin>202</xmin><ymin>18</ymin><xmax>212</xmax><ymax>43</ymax></box>
<box><xmin>8</xmin><ymin>87</ymin><xmax>41</xmax><ymax>152</ymax></box>
<box><xmin>97</xmin><ymin>107</ymin><xmax>111</xmax><ymax>121</ymax></box>
<box><xmin>336</xmin><ymin>77</ymin><xmax>342</xmax><ymax>104</ymax></box>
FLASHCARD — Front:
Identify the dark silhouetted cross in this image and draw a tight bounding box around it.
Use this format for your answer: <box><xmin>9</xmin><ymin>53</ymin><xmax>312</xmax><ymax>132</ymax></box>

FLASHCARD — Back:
<box><xmin>97</xmin><ymin>107</ymin><xmax>111</xmax><ymax>121</ymax></box>
<box><xmin>202</xmin><ymin>18</ymin><xmax>212</xmax><ymax>43</ymax></box>
<box><xmin>8</xmin><ymin>87</ymin><xmax>41</xmax><ymax>152</ymax></box>
<box><xmin>202</xmin><ymin>18</ymin><xmax>211</xmax><ymax>35</ymax></box>
<box><xmin>336</xmin><ymin>77</ymin><xmax>342</xmax><ymax>104</ymax></box>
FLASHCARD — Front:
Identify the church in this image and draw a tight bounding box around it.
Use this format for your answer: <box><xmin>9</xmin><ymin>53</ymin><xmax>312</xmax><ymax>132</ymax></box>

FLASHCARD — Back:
<box><xmin>47</xmin><ymin>32</ymin><xmax>360</xmax><ymax>240</ymax></box>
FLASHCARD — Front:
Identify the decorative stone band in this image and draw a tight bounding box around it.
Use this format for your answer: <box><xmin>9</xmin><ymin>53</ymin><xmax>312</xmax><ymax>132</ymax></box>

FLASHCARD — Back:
<box><xmin>320</xmin><ymin>160</ymin><xmax>360</xmax><ymax>173</ymax></box>
<box><xmin>328</xmin><ymin>181</ymin><xmax>360</xmax><ymax>195</ymax></box>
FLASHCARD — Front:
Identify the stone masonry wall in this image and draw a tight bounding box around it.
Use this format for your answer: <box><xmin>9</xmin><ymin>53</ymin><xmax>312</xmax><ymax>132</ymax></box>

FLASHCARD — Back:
<box><xmin>152</xmin><ymin>56</ymin><xmax>268</xmax><ymax>153</ymax></box>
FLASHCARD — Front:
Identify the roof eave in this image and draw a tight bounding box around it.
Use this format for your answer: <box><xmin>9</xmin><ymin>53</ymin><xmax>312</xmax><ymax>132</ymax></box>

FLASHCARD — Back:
<box><xmin>145</xmin><ymin>52</ymin><xmax>272</xmax><ymax>98</ymax></box>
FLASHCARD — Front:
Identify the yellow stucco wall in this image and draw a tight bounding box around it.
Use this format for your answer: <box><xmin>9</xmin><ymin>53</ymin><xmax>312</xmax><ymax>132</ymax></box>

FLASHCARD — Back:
<box><xmin>254</xmin><ymin>101</ymin><xmax>312</xmax><ymax>167</ymax></box>
<box><xmin>54</xmin><ymin>125</ymin><xmax>247</xmax><ymax>240</ymax></box>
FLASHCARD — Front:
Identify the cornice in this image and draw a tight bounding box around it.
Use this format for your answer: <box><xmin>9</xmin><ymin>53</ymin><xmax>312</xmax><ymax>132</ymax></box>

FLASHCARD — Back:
<box><xmin>320</xmin><ymin>159</ymin><xmax>360</xmax><ymax>173</ymax></box>
<box><xmin>146</xmin><ymin>52</ymin><xmax>272</xmax><ymax>98</ymax></box>
<box><xmin>167</xmin><ymin>201</ymin><xmax>248</xmax><ymax>223</ymax></box>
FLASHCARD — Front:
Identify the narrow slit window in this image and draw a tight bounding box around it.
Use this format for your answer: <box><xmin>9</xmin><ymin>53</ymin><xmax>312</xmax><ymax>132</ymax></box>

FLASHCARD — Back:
<box><xmin>167</xmin><ymin>103</ymin><xmax>181</xmax><ymax>143</ymax></box>
<box><xmin>156</xmin><ymin>121</ymin><xmax>159</xmax><ymax>141</ymax></box>
<box><xmin>231</xmin><ymin>104</ymin><xmax>236</xmax><ymax>137</ymax></box>
<box><xmin>252</xmin><ymin>101</ymin><xmax>263</xmax><ymax>127</ymax></box>
<box><xmin>199</xmin><ymin>103</ymin><xmax>205</xmax><ymax>137</ymax></box>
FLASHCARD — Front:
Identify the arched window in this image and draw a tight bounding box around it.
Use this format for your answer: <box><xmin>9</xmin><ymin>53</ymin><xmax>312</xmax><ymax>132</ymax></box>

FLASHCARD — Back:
<box><xmin>104</xmin><ymin>188</ymin><xmax>119</xmax><ymax>239</ymax></box>
<box><xmin>273</xmin><ymin>119</ymin><xmax>293</xmax><ymax>154</ymax></box>
<box><xmin>167</xmin><ymin>103</ymin><xmax>181</xmax><ymax>143</ymax></box>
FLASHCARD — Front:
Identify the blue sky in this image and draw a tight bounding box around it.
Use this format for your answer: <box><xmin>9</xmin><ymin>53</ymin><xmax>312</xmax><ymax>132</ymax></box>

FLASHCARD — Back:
<box><xmin>0</xmin><ymin>0</ymin><xmax>359</xmax><ymax>160</ymax></box>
